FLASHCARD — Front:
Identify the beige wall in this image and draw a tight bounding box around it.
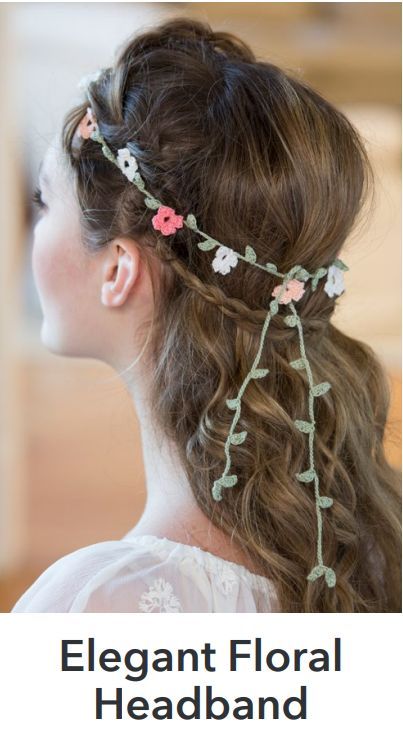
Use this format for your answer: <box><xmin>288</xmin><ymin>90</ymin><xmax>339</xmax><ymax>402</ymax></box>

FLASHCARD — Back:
<box><xmin>0</xmin><ymin>4</ymin><xmax>26</xmax><ymax>574</ymax></box>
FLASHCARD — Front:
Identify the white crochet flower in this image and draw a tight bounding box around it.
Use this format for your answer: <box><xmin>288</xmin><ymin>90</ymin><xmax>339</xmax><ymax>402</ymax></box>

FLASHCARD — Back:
<box><xmin>77</xmin><ymin>68</ymin><xmax>103</xmax><ymax>92</ymax></box>
<box><xmin>212</xmin><ymin>245</ymin><xmax>238</xmax><ymax>275</ymax></box>
<box><xmin>324</xmin><ymin>265</ymin><xmax>346</xmax><ymax>298</ymax></box>
<box><xmin>117</xmin><ymin>148</ymin><xmax>139</xmax><ymax>181</ymax></box>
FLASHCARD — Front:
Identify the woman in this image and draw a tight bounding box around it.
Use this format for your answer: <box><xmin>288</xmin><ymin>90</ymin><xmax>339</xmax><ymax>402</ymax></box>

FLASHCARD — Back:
<box><xmin>12</xmin><ymin>17</ymin><xmax>401</xmax><ymax>613</ymax></box>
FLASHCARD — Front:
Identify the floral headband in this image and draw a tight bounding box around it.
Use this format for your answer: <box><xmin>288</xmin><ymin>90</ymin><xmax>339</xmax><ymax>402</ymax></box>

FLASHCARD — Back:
<box><xmin>75</xmin><ymin>101</ymin><xmax>348</xmax><ymax>590</ymax></box>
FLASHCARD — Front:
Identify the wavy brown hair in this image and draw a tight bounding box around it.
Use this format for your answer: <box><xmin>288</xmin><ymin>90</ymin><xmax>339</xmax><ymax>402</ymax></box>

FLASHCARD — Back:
<box><xmin>60</xmin><ymin>16</ymin><xmax>401</xmax><ymax>612</ymax></box>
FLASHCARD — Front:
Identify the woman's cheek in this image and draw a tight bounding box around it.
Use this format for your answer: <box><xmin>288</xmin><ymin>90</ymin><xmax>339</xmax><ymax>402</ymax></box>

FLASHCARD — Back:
<box><xmin>31</xmin><ymin>221</ymin><xmax>52</xmax><ymax>304</ymax></box>
<box><xmin>32</xmin><ymin>219</ymin><xmax>76</xmax><ymax>351</ymax></box>
<box><xmin>32</xmin><ymin>218</ymin><xmax>71</xmax><ymax>302</ymax></box>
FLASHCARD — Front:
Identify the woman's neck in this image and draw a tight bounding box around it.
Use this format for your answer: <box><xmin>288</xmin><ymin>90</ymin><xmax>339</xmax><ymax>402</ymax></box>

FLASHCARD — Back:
<box><xmin>122</xmin><ymin>369</ymin><xmax>265</xmax><ymax>575</ymax></box>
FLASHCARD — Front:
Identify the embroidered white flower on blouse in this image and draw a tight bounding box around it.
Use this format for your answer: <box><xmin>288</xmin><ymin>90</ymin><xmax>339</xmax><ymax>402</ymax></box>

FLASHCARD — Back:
<box><xmin>138</xmin><ymin>578</ymin><xmax>182</xmax><ymax>612</ymax></box>
<box><xmin>117</xmin><ymin>148</ymin><xmax>139</xmax><ymax>182</ymax></box>
<box><xmin>324</xmin><ymin>265</ymin><xmax>346</xmax><ymax>298</ymax></box>
<box><xmin>212</xmin><ymin>245</ymin><xmax>238</xmax><ymax>275</ymax></box>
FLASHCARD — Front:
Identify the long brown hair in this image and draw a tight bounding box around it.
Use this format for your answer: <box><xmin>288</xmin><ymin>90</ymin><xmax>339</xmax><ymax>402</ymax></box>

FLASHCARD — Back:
<box><xmin>61</xmin><ymin>16</ymin><xmax>401</xmax><ymax>611</ymax></box>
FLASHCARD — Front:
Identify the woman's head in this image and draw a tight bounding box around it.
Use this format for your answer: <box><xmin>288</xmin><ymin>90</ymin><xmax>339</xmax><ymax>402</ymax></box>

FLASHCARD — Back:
<box><xmin>36</xmin><ymin>16</ymin><xmax>372</xmax><ymax>364</ymax></box>
<box><xmin>35</xmin><ymin>16</ymin><xmax>400</xmax><ymax>611</ymax></box>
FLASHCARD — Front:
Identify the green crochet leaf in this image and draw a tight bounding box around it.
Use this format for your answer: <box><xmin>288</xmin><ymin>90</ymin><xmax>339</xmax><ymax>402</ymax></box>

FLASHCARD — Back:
<box><xmin>325</xmin><ymin>568</ymin><xmax>337</xmax><ymax>587</ymax></box>
<box><xmin>290</xmin><ymin>358</ymin><xmax>306</xmax><ymax>370</ymax></box>
<box><xmin>220</xmin><ymin>474</ymin><xmax>238</xmax><ymax>488</ymax></box>
<box><xmin>226</xmin><ymin>398</ymin><xmax>239</xmax><ymax>410</ymax></box>
<box><xmin>212</xmin><ymin>481</ymin><xmax>223</xmax><ymax>501</ymax></box>
<box><xmin>144</xmin><ymin>196</ymin><xmax>161</xmax><ymax>210</ymax></box>
<box><xmin>269</xmin><ymin>300</ymin><xmax>279</xmax><ymax>315</ymax></box>
<box><xmin>185</xmin><ymin>214</ymin><xmax>198</xmax><ymax>230</ymax></box>
<box><xmin>311</xmin><ymin>267</ymin><xmax>327</xmax><ymax>291</ymax></box>
<box><xmin>294</xmin><ymin>419</ymin><xmax>314</xmax><ymax>434</ymax></box>
<box><xmin>265</xmin><ymin>262</ymin><xmax>277</xmax><ymax>273</ymax></box>
<box><xmin>312</xmin><ymin>381</ymin><xmax>331</xmax><ymax>396</ymax></box>
<box><xmin>251</xmin><ymin>368</ymin><xmax>269</xmax><ymax>379</ymax></box>
<box><xmin>295</xmin><ymin>267</ymin><xmax>310</xmax><ymax>281</ymax></box>
<box><xmin>284</xmin><ymin>314</ymin><xmax>298</xmax><ymax>327</ymax></box>
<box><xmin>197</xmin><ymin>239</ymin><xmax>218</xmax><ymax>251</ymax></box>
<box><xmin>230</xmin><ymin>431</ymin><xmax>247</xmax><ymax>445</ymax></box>
<box><xmin>307</xmin><ymin>564</ymin><xmax>336</xmax><ymax>587</ymax></box>
<box><xmin>319</xmin><ymin>496</ymin><xmax>333</xmax><ymax>508</ymax></box>
<box><xmin>244</xmin><ymin>245</ymin><xmax>257</xmax><ymax>263</ymax></box>
<box><xmin>296</xmin><ymin>469</ymin><xmax>315</xmax><ymax>483</ymax></box>
<box><xmin>307</xmin><ymin>564</ymin><xmax>326</xmax><ymax>582</ymax></box>
<box><xmin>333</xmin><ymin>257</ymin><xmax>349</xmax><ymax>272</ymax></box>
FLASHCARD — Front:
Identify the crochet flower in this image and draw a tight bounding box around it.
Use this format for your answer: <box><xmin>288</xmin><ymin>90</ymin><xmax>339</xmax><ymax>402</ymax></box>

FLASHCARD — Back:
<box><xmin>271</xmin><ymin>278</ymin><xmax>306</xmax><ymax>304</ymax></box>
<box><xmin>152</xmin><ymin>206</ymin><xmax>184</xmax><ymax>236</ymax></box>
<box><xmin>77</xmin><ymin>107</ymin><xmax>98</xmax><ymax>139</ymax></box>
<box><xmin>117</xmin><ymin>148</ymin><xmax>139</xmax><ymax>181</ymax></box>
<box><xmin>324</xmin><ymin>265</ymin><xmax>346</xmax><ymax>298</ymax></box>
<box><xmin>77</xmin><ymin>68</ymin><xmax>103</xmax><ymax>93</ymax></box>
<box><xmin>212</xmin><ymin>245</ymin><xmax>238</xmax><ymax>275</ymax></box>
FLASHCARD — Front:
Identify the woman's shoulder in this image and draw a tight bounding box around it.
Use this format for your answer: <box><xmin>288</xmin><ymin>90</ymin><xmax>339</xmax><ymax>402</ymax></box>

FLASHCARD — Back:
<box><xmin>10</xmin><ymin>538</ymin><xmax>151</xmax><ymax>613</ymax></box>
<box><xmin>11</xmin><ymin>535</ymin><xmax>213</xmax><ymax>613</ymax></box>
<box><xmin>11</xmin><ymin>534</ymin><xmax>279</xmax><ymax>613</ymax></box>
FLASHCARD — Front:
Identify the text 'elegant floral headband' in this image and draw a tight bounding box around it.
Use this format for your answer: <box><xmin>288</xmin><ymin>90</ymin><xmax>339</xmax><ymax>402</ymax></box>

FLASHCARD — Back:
<box><xmin>75</xmin><ymin>98</ymin><xmax>348</xmax><ymax>589</ymax></box>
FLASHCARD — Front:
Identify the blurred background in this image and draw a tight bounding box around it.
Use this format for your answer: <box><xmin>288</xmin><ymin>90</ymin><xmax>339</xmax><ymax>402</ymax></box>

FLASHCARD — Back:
<box><xmin>0</xmin><ymin>1</ymin><xmax>401</xmax><ymax>611</ymax></box>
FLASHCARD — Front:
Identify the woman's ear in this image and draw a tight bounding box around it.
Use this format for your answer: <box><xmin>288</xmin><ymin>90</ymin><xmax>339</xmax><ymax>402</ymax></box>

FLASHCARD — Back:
<box><xmin>101</xmin><ymin>241</ymin><xmax>139</xmax><ymax>307</ymax></box>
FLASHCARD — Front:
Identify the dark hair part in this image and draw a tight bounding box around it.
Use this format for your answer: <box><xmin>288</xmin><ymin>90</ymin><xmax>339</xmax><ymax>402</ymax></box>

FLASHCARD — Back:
<box><xmin>61</xmin><ymin>16</ymin><xmax>401</xmax><ymax>612</ymax></box>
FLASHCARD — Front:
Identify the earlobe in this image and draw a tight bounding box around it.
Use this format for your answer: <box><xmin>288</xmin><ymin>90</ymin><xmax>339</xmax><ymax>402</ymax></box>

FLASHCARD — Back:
<box><xmin>101</xmin><ymin>249</ymin><xmax>138</xmax><ymax>307</ymax></box>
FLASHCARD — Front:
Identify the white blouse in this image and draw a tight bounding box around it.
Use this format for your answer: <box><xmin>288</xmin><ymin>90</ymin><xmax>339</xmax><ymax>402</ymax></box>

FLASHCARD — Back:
<box><xmin>10</xmin><ymin>532</ymin><xmax>280</xmax><ymax>613</ymax></box>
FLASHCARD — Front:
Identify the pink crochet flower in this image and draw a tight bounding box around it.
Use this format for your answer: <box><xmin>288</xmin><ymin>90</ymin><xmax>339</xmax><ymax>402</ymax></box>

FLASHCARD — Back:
<box><xmin>271</xmin><ymin>278</ymin><xmax>306</xmax><ymax>304</ymax></box>
<box><xmin>152</xmin><ymin>206</ymin><xmax>184</xmax><ymax>236</ymax></box>
<box><xmin>77</xmin><ymin>107</ymin><xmax>98</xmax><ymax>139</ymax></box>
